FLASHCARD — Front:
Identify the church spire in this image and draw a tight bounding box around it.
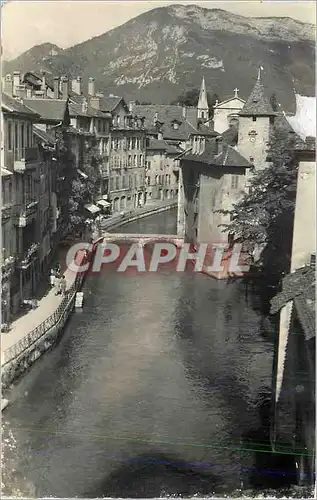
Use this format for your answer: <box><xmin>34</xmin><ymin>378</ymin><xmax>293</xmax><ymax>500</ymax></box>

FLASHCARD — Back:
<box><xmin>198</xmin><ymin>76</ymin><xmax>208</xmax><ymax>111</ymax></box>
<box><xmin>240</xmin><ymin>68</ymin><xmax>275</xmax><ymax>117</ymax></box>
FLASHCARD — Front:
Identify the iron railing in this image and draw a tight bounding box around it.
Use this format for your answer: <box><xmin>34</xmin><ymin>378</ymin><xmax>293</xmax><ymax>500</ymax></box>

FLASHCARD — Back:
<box><xmin>3</xmin><ymin>273</ymin><xmax>84</xmax><ymax>365</ymax></box>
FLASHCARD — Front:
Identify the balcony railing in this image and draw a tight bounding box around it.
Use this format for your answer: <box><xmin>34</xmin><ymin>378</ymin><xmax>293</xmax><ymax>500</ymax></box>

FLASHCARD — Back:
<box><xmin>13</xmin><ymin>147</ymin><xmax>40</xmax><ymax>172</ymax></box>
<box><xmin>14</xmin><ymin>201</ymin><xmax>38</xmax><ymax>227</ymax></box>
<box><xmin>1</xmin><ymin>255</ymin><xmax>15</xmax><ymax>280</ymax></box>
<box><xmin>18</xmin><ymin>242</ymin><xmax>39</xmax><ymax>269</ymax></box>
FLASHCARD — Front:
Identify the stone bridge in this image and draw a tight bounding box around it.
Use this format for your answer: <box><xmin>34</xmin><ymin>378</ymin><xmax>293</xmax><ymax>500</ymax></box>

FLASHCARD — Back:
<box><xmin>99</xmin><ymin>233</ymin><xmax>184</xmax><ymax>248</ymax></box>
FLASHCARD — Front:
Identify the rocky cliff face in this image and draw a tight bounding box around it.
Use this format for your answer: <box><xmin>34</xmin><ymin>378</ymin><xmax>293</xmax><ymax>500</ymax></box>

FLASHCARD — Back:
<box><xmin>3</xmin><ymin>5</ymin><xmax>315</xmax><ymax>111</ymax></box>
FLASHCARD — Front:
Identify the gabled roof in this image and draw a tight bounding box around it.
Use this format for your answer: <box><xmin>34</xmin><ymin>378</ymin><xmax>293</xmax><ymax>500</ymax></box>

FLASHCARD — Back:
<box><xmin>99</xmin><ymin>96</ymin><xmax>125</xmax><ymax>112</ymax></box>
<box><xmin>240</xmin><ymin>79</ymin><xmax>275</xmax><ymax>117</ymax></box>
<box><xmin>182</xmin><ymin>141</ymin><xmax>251</xmax><ymax>168</ymax></box>
<box><xmin>68</xmin><ymin>102</ymin><xmax>107</xmax><ymax>118</ymax></box>
<box><xmin>23</xmin><ymin>98</ymin><xmax>68</xmax><ymax>122</ymax></box>
<box><xmin>147</xmin><ymin>138</ymin><xmax>168</xmax><ymax>151</ymax></box>
<box><xmin>214</xmin><ymin>96</ymin><xmax>245</xmax><ymax>108</ymax></box>
<box><xmin>2</xmin><ymin>93</ymin><xmax>40</xmax><ymax>118</ymax></box>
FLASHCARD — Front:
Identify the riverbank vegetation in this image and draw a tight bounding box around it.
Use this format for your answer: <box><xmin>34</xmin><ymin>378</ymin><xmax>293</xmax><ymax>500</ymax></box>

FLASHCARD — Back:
<box><xmin>220</xmin><ymin>120</ymin><xmax>299</xmax><ymax>313</ymax></box>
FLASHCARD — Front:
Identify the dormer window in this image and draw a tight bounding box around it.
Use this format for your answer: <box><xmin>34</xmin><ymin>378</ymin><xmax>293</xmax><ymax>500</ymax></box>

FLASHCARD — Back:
<box><xmin>172</xmin><ymin>120</ymin><xmax>181</xmax><ymax>130</ymax></box>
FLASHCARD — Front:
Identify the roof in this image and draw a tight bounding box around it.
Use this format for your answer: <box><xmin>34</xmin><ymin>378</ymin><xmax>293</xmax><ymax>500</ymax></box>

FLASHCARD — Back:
<box><xmin>1</xmin><ymin>93</ymin><xmax>40</xmax><ymax>118</ymax></box>
<box><xmin>23</xmin><ymin>71</ymin><xmax>55</xmax><ymax>91</ymax></box>
<box><xmin>68</xmin><ymin>102</ymin><xmax>106</xmax><ymax>118</ymax></box>
<box><xmin>23</xmin><ymin>98</ymin><xmax>68</xmax><ymax>122</ymax></box>
<box><xmin>99</xmin><ymin>96</ymin><xmax>124</xmax><ymax>112</ymax></box>
<box><xmin>214</xmin><ymin>96</ymin><xmax>245</xmax><ymax>108</ymax></box>
<box><xmin>270</xmin><ymin>265</ymin><xmax>315</xmax><ymax>340</ymax></box>
<box><xmin>147</xmin><ymin>138</ymin><xmax>168</xmax><ymax>151</ymax></box>
<box><xmin>33</xmin><ymin>126</ymin><xmax>56</xmax><ymax>145</ymax></box>
<box><xmin>240</xmin><ymin>79</ymin><xmax>275</xmax><ymax>117</ymax></box>
<box><xmin>221</xmin><ymin>125</ymin><xmax>238</xmax><ymax>146</ymax></box>
<box><xmin>182</xmin><ymin>141</ymin><xmax>251</xmax><ymax>168</ymax></box>
<box><xmin>286</xmin><ymin>95</ymin><xmax>316</xmax><ymax>141</ymax></box>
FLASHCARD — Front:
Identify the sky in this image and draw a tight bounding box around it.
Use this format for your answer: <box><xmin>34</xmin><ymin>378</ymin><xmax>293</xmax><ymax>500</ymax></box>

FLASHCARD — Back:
<box><xmin>2</xmin><ymin>0</ymin><xmax>316</xmax><ymax>60</ymax></box>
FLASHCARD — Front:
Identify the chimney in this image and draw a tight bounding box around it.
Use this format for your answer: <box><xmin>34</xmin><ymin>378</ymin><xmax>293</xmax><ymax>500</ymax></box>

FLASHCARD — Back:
<box><xmin>129</xmin><ymin>101</ymin><xmax>136</xmax><ymax>113</ymax></box>
<box><xmin>82</xmin><ymin>98</ymin><xmax>88</xmax><ymax>114</ymax></box>
<box><xmin>15</xmin><ymin>84</ymin><xmax>27</xmax><ymax>99</ymax></box>
<box><xmin>72</xmin><ymin>76</ymin><xmax>82</xmax><ymax>95</ymax></box>
<box><xmin>13</xmin><ymin>71</ymin><xmax>21</xmax><ymax>96</ymax></box>
<box><xmin>158</xmin><ymin>131</ymin><xmax>163</xmax><ymax>140</ymax></box>
<box><xmin>4</xmin><ymin>74</ymin><xmax>13</xmax><ymax>95</ymax></box>
<box><xmin>88</xmin><ymin>77</ymin><xmax>95</xmax><ymax>96</ymax></box>
<box><xmin>53</xmin><ymin>76</ymin><xmax>60</xmax><ymax>99</ymax></box>
<box><xmin>90</xmin><ymin>96</ymin><xmax>100</xmax><ymax>110</ymax></box>
<box><xmin>182</xmin><ymin>105</ymin><xmax>187</xmax><ymax>119</ymax></box>
<box><xmin>61</xmin><ymin>75</ymin><xmax>69</xmax><ymax>100</ymax></box>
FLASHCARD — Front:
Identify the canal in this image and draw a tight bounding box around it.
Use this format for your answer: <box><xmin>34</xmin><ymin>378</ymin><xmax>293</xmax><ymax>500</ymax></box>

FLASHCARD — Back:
<box><xmin>3</xmin><ymin>209</ymin><xmax>282</xmax><ymax>497</ymax></box>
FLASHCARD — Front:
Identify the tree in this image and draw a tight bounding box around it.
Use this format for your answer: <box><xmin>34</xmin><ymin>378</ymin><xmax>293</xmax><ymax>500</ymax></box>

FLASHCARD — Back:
<box><xmin>68</xmin><ymin>138</ymin><xmax>103</xmax><ymax>230</ymax></box>
<box><xmin>218</xmin><ymin>122</ymin><xmax>299</xmax><ymax>309</ymax></box>
<box><xmin>170</xmin><ymin>89</ymin><xmax>219</xmax><ymax>118</ymax></box>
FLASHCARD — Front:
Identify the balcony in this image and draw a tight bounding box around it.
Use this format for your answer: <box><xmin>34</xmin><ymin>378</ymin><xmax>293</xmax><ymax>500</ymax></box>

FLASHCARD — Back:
<box><xmin>13</xmin><ymin>147</ymin><xmax>40</xmax><ymax>173</ymax></box>
<box><xmin>1</xmin><ymin>255</ymin><xmax>15</xmax><ymax>280</ymax></box>
<box><xmin>14</xmin><ymin>201</ymin><xmax>38</xmax><ymax>227</ymax></box>
<box><xmin>18</xmin><ymin>243</ymin><xmax>40</xmax><ymax>270</ymax></box>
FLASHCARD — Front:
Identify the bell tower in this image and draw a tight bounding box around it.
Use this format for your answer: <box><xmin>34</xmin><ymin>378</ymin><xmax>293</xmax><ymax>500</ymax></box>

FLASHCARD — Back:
<box><xmin>197</xmin><ymin>77</ymin><xmax>209</xmax><ymax>124</ymax></box>
<box><xmin>237</xmin><ymin>67</ymin><xmax>276</xmax><ymax>171</ymax></box>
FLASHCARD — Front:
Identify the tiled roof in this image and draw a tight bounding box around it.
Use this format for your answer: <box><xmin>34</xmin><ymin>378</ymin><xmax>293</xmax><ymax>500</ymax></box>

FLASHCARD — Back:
<box><xmin>182</xmin><ymin>141</ymin><xmax>251</xmax><ymax>168</ymax></box>
<box><xmin>34</xmin><ymin>126</ymin><xmax>55</xmax><ymax>145</ymax></box>
<box><xmin>147</xmin><ymin>138</ymin><xmax>168</xmax><ymax>151</ymax></box>
<box><xmin>270</xmin><ymin>265</ymin><xmax>315</xmax><ymax>340</ymax></box>
<box><xmin>214</xmin><ymin>144</ymin><xmax>252</xmax><ymax>168</ymax></box>
<box><xmin>2</xmin><ymin>93</ymin><xmax>40</xmax><ymax>118</ymax></box>
<box><xmin>23</xmin><ymin>98</ymin><xmax>68</xmax><ymax>122</ymax></box>
<box><xmin>68</xmin><ymin>102</ymin><xmax>106</xmax><ymax>118</ymax></box>
<box><xmin>240</xmin><ymin>79</ymin><xmax>275</xmax><ymax>116</ymax></box>
<box><xmin>99</xmin><ymin>96</ymin><xmax>124</xmax><ymax>112</ymax></box>
<box><xmin>221</xmin><ymin>125</ymin><xmax>238</xmax><ymax>146</ymax></box>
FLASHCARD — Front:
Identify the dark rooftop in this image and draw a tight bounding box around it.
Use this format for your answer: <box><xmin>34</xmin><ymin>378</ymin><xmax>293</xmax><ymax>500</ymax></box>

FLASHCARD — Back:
<box><xmin>23</xmin><ymin>98</ymin><xmax>68</xmax><ymax>122</ymax></box>
<box><xmin>2</xmin><ymin>93</ymin><xmax>40</xmax><ymax>118</ymax></box>
<box><xmin>240</xmin><ymin>79</ymin><xmax>275</xmax><ymax>117</ymax></box>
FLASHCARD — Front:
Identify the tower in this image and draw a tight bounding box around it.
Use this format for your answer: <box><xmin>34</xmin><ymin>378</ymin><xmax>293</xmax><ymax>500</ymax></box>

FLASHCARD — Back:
<box><xmin>237</xmin><ymin>67</ymin><xmax>276</xmax><ymax>171</ymax></box>
<box><xmin>197</xmin><ymin>77</ymin><xmax>209</xmax><ymax>123</ymax></box>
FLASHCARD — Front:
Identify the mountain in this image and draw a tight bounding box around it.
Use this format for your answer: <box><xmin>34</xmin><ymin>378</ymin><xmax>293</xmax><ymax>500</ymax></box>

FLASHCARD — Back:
<box><xmin>3</xmin><ymin>5</ymin><xmax>315</xmax><ymax>112</ymax></box>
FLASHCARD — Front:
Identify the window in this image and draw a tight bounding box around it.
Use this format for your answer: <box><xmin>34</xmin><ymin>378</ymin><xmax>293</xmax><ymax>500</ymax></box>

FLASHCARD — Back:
<box><xmin>250</xmin><ymin>157</ymin><xmax>254</xmax><ymax>163</ymax></box>
<box><xmin>115</xmin><ymin>177</ymin><xmax>120</xmax><ymax>190</ymax></box>
<box><xmin>146</xmin><ymin>161</ymin><xmax>151</xmax><ymax>170</ymax></box>
<box><xmin>14</xmin><ymin>123</ymin><xmax>19</xmax><ymax>154</ymax></box>
<box><xmin>252</xmin><ymin>117</ymin><xmax>256</xmax><ymax>122</ymax></box>
<box><xmin>133</xmin><ymin>155</ymin><xmax>137</xmax><ymax>167</ymax></box>
<box><xmin>231</xmin><ymin>175</ymin><xmax>239</xmax><ymax>189</ymax></box>
<box><xmin>128</xmin><ymin>155</ymin><xmax>132</xmax><ymax>167</ymax></box>
<box><xmin>8</xmin><ymin>122</ymin><xmax>12</xmax><ymax>150</ymax></box>
<box><xmin>129</xmin><ymin>175</ymin><xmax>132</xmax><ymax>188</ymax></box>
<box><xmin>21</xmin><ymin>123</ymin><xmax>25</xmax><ymax>151</ymax></box>
<box><xmin>110</xmin><ymin>178</ymin><xmax>114</xmax><ymax>191</ymax></box>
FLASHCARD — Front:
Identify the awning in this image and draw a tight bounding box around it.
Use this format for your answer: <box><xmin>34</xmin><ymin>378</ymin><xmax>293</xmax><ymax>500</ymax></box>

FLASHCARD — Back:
<box><xmin>78</xmin><ymin>169</ymin><xmax>88</xmax><ymax>180</ymax></box>
<box><xmin>84</xmin><ymin>204</ymin><xmax>100</xmax><ymax>214</ymax></box>
<box><xmin>96</xmin><ymin>199</ymin><xmax>111</xmax><ymax>208</ymax></box>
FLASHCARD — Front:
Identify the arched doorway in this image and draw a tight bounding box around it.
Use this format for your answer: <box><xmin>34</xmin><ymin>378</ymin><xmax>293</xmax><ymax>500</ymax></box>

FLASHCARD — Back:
<box><xmin>120</xmin><ymin>196</ymin><xmax>126</xmax><ymax>210</ymax></box>
<box><xmin>113</xmin><ymin>197</ymin><xmax>119</xmax><ymax>212</ymax></box>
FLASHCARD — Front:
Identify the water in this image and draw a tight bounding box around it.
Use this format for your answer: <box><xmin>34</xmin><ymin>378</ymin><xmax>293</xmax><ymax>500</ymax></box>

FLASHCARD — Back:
<box><xmin>3</xmin><ymin>209</ymin><xmax>277</xmax><ymax>497</ymax></box>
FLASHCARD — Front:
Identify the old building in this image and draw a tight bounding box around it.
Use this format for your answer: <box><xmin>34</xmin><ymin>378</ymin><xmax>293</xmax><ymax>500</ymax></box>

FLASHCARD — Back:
<box><xmin>213</xmin><ymin>88</ymin><xmax>245</xmax><ymax>134</ymax></box>
<box><xmin>270</xmin><ymin>97</ymin><xmax>316</xmax><ymax>485</ymax></box>
<box><xmin>1</xmin><ymin>93</ymin><xmax>43</xmax><ymax>319</ymax></box>
<box><xmin>145</xmin><ymin>137</ymin><xmax>180</xmax><ymax>202</ymax></box>
<box><xmin>179</xmin><ymin>137</ymin><xmax>252</xmax><ymax>278</ymax></box>
<box><xmin>237</xmin><ymin>70</ymin><xmax>276</xmax><ymax>172</ymax></box>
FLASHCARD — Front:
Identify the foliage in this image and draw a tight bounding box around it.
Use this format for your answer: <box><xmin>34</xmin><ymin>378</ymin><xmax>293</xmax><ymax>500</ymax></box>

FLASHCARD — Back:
<box><xmin>171</xmin><ymin>89</ymin><xmax>219</xmax><ymax>117</ymax></box>
<box><xmin>68</xmin><ymin>138</ymin><xmax>103</xmax><ymax>230</ymax></box>
<box><xmin>219</xmin><ymin>122</ymin><xmax>299</xmax><ymax>302</ymax></box>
